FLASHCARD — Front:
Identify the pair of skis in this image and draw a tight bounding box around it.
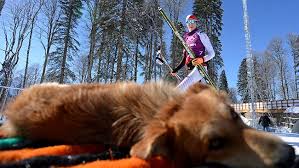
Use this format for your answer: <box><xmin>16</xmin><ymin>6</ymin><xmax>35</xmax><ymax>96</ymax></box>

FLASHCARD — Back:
<box><xmin>157</xmin><ymin>7</ymin><xmax>217</xmax><ymax>89</ymax></box>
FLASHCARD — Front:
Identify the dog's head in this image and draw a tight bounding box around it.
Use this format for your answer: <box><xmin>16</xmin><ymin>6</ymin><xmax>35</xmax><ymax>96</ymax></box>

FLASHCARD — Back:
<box><xmin>130</xmin><ymin>83</ymin><xmax>295</xmax><ymax>168</ymax></box>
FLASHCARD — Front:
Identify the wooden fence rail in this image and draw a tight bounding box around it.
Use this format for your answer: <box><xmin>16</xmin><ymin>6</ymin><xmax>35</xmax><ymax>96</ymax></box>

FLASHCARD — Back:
<box><xmin>232</xmin><ymin>99</ymin><xmax>299</xmax><ymax>113</ymax></box>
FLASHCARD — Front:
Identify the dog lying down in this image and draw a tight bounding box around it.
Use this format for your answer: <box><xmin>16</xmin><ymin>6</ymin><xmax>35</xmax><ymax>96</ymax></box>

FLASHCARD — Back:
<box><xmin>0</xmin><ymin>82</ymin><xmax>296</xmax><ymax>168</ymax></box>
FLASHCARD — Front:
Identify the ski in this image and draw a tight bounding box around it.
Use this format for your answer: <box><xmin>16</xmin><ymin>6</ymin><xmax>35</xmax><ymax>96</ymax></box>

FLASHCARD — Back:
<box><xmin>158</xmin><ymin>7</ymin><xmax>217</xmax><ymax>89</ymax></box>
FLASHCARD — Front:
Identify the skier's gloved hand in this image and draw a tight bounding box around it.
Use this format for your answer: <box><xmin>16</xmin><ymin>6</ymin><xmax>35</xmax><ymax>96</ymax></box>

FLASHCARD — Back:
<box><xmin>170</xmin><ymin>72</ymin><xmax>177</xmax><ymax>77</ymax></box>
<box><xmin>192</xmin><ymin>57</ymin><xmax>204</xmax><ymax>66</ymax></box>
<box><xmin>170</xmin><ymin>70</ymin><xmax>177</xmax><ymax>76</ymax></box>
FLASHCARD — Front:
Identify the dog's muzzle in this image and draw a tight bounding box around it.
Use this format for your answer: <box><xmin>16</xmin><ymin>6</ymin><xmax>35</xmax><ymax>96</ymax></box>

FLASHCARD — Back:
<box><xmin>275</xmin><ymin>144</ymin><xmax>295</xmax><ymax>168</ymax></box>
<box><xmin>193</xmin><ymin>145</ymin><xmax>297</xmax><ymax>168</ymax></box>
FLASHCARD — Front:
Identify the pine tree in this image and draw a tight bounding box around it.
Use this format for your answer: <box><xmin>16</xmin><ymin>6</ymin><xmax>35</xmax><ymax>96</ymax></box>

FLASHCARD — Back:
<box><xmin>237</xmin><ymin>54</ymin><xmax>268</xmax><ymax>103</ymax></box>
<box><xmin>140</xmin><ymin>0</ymin><xmax>165</xmax><ymax>81</ymax></box>
<box><xmin>92</xmin><ymin>0</ymin><xmax>119</xmax><ymax>82</ymax></box>
<box><xmin>0</xmin><ymin>0</ymin><xmax>4</xmax><ymax>15</ymax></box>
<box><xmin>237</xmin><ymin>58</ymin><xmax>249</xmax><ymax>103</ymax></box>
<box><xmin>83</xmin><ymin>0</ymin><xmax>164</xmax><ymax>83</ymax></box>
<box><xmin>47</xmin><ymin>0</ymin><xmax>83</xmax><ymax>83</ymax></box>
<box><xmin>218</xmin><ymin>70</ymin><xmax>229</xmax><ymax>93</ymax></box>
<box><xmin>193</xmin><ymin>0</ymin><xmax>224</xmax><ymax>84</ymax></box>
<box><xmin>85</xmin><ymin>0</ymin><xmax>100</xmax><ymax>82</ymax></box>
<box><xmin>115</xmin><ymin>0</ymin><xmax>128</xmax><ymax>81</ymax></box>
<box><xmin>228</xmin><ymin>88</ymin><xmax>238</xmax><ymax>103</ymax></box>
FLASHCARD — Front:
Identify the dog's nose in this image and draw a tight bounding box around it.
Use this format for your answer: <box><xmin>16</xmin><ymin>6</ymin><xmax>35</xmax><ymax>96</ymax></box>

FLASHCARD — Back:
<box><xmin>291</xmin><ymin>157</ymin><xmax>299</xmax><ymax>168</ymax></box>
<box><xmin>275</xmin><ymin>144</ymin><xmax>295</xmax><ymax>168</ymax></box>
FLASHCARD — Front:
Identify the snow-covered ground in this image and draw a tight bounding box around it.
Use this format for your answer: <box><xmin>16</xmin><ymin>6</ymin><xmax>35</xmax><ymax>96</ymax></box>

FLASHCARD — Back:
<box><xmin>275</xmin><ymin>132</ymin><xmax>299</xmax><ymax>155</ymax></box>
<box><xmin>241</xmin><ymin>115</ymin><xmax>299</xmax><ymax>155</ymax></box>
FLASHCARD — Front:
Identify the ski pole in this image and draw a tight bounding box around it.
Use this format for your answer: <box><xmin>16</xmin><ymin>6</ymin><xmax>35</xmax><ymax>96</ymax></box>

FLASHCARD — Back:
<box><xmin>156</xmin><ymin>48</ymin><xmax>182</xmax><ymax>81</ymax></box>
<box><xmin>157</xmin><ymin>7</ymin><xmax>217</xmax><ymax>89</ymax></box>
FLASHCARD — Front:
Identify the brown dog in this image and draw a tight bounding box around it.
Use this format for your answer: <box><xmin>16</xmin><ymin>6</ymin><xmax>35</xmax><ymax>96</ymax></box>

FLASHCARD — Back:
<box><xmin>0</xmin><ymin>82</ymin><xmax>295</xmax><ymax>167</ymax></box>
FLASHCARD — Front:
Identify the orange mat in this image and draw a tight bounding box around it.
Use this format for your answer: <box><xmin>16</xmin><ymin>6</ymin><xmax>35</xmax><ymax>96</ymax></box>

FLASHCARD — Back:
<box><xmin>0</xmin><ymin>144</ymin><xmax>105</xmax><ymax>164</ymax></box>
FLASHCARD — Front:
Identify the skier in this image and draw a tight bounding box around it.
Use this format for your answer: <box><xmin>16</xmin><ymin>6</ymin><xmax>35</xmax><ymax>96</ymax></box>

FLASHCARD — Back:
<box><xmin>170</xmin><ymin>14</ymin><xmax>215</xmax><ymax>80</ymax></box>
<box><xmin>258</xmin><ymin>114</ymin><xmax>272</xmax><ymax>132</ymax></box>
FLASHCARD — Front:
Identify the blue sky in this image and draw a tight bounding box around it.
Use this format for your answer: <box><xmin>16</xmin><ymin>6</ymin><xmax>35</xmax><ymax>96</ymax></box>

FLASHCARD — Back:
<box><xmin>222</xmin><ymin>0</ymin><xmax>299</xmax><ymax>88</ymax></box>
<box><xmin>170</xmin><ymin>0</ymin><xmax>299</xmax><ymax>88</ymax></box>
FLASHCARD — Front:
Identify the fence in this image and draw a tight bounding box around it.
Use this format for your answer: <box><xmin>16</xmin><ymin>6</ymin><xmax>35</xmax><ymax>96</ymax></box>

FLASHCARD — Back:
<box><xmin>0</xmin><ymin>85</ymin><xmax>24</xmax><ymax>122</ymax></box>
<box><xmin>232</xmin><ymin>99</ymin><xmax>299</xmax><ymax>113</ymax></box>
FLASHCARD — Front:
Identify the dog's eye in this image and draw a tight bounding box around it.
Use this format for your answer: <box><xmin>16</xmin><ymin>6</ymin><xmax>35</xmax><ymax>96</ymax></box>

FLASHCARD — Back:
<box><xmin>209</xmin><ymin>138</ymin><xmax>225</xmax><ymax>151</ymax></box>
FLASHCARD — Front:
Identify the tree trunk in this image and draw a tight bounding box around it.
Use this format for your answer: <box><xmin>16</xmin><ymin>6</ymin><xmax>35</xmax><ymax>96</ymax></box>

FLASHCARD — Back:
<box><xmin>95</xmin><ymin>36</ymin><xmax>106</xmax><ymax>82</ymax></box>
<box><xmin>133</xmin><ymin>37</ymin><xmax>139</xmax><ymax>82</ymax></box>
<box><xmin>144</xmin><ymin>43</ymin><xmax>149</xmax><ymax>81</ymax></box>
<box><xmin>23</xmin><ymin>1</ymin><xmax>42</xmax><ymax>87</ymax></box>
<box><xmin>40</xmin><ymin>0</ymin><xmax>58</xmax><ymax>83</ymax></box>
<box><xmin>153</xmin><ymin>35</ymin><xmax>158</xmax><ymax>81</ymax></box>
<box><xmin>59</xmin><ymin>6</ymin><xmax>73</xmax><ymax>84</ymax></box>
<box><xmin>79</xmin><ymin>61</ymin><xmax>86</xmax><ymax>83</ymax></box>
<box><xmin>279</xmin><ymin>63</ymin><xmax>286</xmax><ymax>99</ymax></box>
<box><xmin>148</xmin><ymin>33</ymin><xmax>153</xmax><ymax>80</ymax></box>
<box><xmin>87</xmin><ymin>26</ymin><xmax>96</xmax><ymax>82</ymax></box>
<box><xmin>40</xmin><ymin>33</ymin><xmax>52</xmax><ymax>83</ymax></box>
<box><xmin>285</xmin><ymin>77</ymin><xmax>289</xmax><ymax>99</ymax></box>
<box><xmin>110</xmin><ymin>47</ymin><xmax>118</xmax><ymax>82</ymax></box>
<box><xmin>115</xmin><ymin>0</ymin><xmax>127</xmax><ymax>81</ymax></box>
<box><xmin>103</xmin><ymin>45</ymin><xmax>112</xmax><ymax>83</ymax></box>
<box><xmin>86</xmin><ymin>0</ymin><xmax>99</xmax><ymax>82</ymax></box>
<box><xmin>124</xmin><ymin>50</ymin><xmax>129</xmax><ymax>79</ymax></box>
<box><xmin>0</xmin><ymin>75</ymin><xmax>9</xmax><ymax>105</ymax></box>
<box><xmin>23</xmin><ymin>23</ymin><xmax>34</xmax><ymax>88</ymax></box>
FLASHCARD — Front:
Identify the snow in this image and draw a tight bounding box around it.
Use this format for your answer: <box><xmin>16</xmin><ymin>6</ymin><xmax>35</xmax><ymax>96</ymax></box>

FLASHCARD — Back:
<box><xmin>284</xmin><ymin>106</ymin><xmax>299</xmax><ymax>113</ymax></box>
<box><xmin>275</xmin><ymin>132</ymin><xmax>299</xmax><ymax>155</ymax></box>
<box><xmin>240</xmin><ymin>115</ymin><xmax>251</xmax><ymax>125</ymax></box>
<box><xmin>240</xmin><ymin>115</ymin><xmax>299</xmax><ymax>155</ymax></box>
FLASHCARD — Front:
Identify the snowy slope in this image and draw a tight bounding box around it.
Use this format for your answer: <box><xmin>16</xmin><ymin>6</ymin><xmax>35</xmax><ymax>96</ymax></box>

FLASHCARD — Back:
<box><xmin>275</xmin><ymin>132</ymin><xmax>299</xmax><ymax>155</ymax></box>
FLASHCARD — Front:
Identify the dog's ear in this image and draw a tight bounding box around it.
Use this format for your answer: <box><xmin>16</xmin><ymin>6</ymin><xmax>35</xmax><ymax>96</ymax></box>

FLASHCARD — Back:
<box><xmin>130</xmin><ymin>122</ymin><xmax>174</xmax><ymax>159</ymax></box>
<box><xmin>185</xmin><ymin>83</ymin><xmax>211</xmax><ymax>96</ymax></box>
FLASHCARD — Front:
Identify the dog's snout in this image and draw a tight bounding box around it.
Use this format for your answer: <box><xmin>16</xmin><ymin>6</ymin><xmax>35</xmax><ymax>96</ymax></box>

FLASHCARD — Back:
<box><xmin>275</xmin><ymin>144</ymin><xmax>295</xmax><ymax>168</ymax></box>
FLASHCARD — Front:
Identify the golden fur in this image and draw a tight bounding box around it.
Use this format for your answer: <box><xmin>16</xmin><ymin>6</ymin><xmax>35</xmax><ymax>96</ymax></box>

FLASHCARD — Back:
<box><xmin>0</xmin><ymin>82</ymin><xmax>295</xmax><ymax>167</ymax></box>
